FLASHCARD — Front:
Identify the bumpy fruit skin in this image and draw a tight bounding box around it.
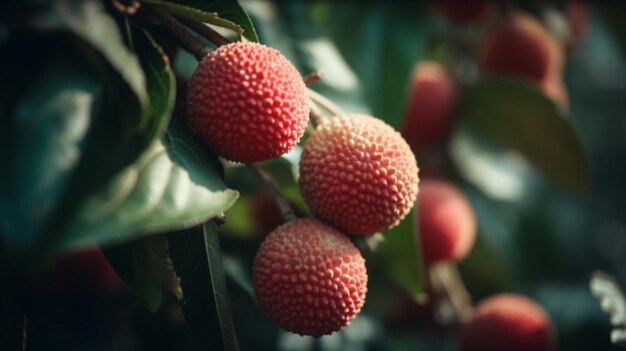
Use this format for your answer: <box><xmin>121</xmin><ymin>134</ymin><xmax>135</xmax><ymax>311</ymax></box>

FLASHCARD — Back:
<box><xmin>418</xmin><ymin>179</ymin><xmax>476</xmax><ymax>265</ymax></box>
<box><xmin>299</xmin><ymin>114</ymin><xmax>419</xmax><ymax>236</ymax></box>
<box><xmin>459</xmin><ymin>294</ymin><xmax>555</xmax><ymax>351</ymax></box>
<box><xmin>431</xmin><ymin>1</ymin><xmax>494</xmax><ymax>26</ymax></box>
<box><xmin>480</xmin><ymin>12</ymin><xmax>563</xmax><ymax>84</ymax></box>
<box><xmin>401</xmin><ymin>61</ymin><xmax>456</xmax><ymax>150</ymax></box>
<box><xmin>187</xmin><ymin>42</ymin><xmax>309</xmax><ymax>163</ymax></box>
<box><xmin>252</xmin><ymin>219</ymin><xmax>367</xmax><ymax>337</ymax></box>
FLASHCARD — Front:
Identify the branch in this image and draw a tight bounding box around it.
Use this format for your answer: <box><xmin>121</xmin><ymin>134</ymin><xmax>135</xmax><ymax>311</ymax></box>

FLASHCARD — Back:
<box><xmin>308</xmin><ymin>88</ymin><xmax>344</xmax><ymax>117</ymax></box>
<box><xmin>308</xmin><ymin>104</ymin><xmax>325</xmax><ymax>128</ymax></box>
<box><xmin>145</xmin><ymin>5</ymin><xmax>210</xmax><ymax>60</ymax></box>
<box><xmin>247</xmin><ymin>163</ymin><xmax>296</xmax><ymax>223</ymax></box>
<box><xmin>176</xmin><ymin>16</ymin><xmax>232</xmax><ymax>47</ymax></box>
<box><xmin>429</xmin><ymin>262</ymin><xmax>474</xmax><ymax>325</ymax></box>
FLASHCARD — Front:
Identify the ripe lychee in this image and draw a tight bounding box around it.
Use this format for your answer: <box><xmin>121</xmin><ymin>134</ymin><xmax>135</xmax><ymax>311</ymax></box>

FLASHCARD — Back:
<box><xmin>401</xmin><ymin>61</ymin><xmax>456</xmax><ymax>151</ymax></box>
<box><xmin>299</xmin><ymin>114</ymin><xmax>419</xmax><ymax>236</ymax></box>
<box><xmin>418</xmin><ymin>179</ymin><xmax>476</xmax><ymax>265</ymax></box>
<box><xmin>459</xmin><ymin>294</ymin><xmax>555</xmax><ymax>351</ymax></box>
<box><xmin>252</xmin><ymin>218</ymin><xmax>367</xmax><ymax>337</ymax></box>
<box><xmin>431</xmin><ymin>1</ymin><xmax>494</xmax><ymax>26</ymax></box>
<box><xmin>187</xmin><ymin>42</ymin><xmax>309</xmax><ymax>163</ymax></box>
<box><xmin>480</xmin><ymin>12</ymin><xmax>563</xmax><ymax>84</ymax></box>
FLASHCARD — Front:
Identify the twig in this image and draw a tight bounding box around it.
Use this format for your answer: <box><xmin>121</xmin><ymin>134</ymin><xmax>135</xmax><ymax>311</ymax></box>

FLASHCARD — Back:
<box><xmin>308</xmin><ymin>104</ymin><xmax>325</xmax><ymax>128</ymax></box>
<box><xmin>430</xmin><ymin>262</ymin><xmax>474</xmax><ymax>325</ymax></box>
<box><xmin>145</xmin><ymin>5</ymin><xmax>210</xmax><ymax>60</ymax></box>
<box><xmin>247</xmin><ymin>163</ymin><xmax>296</xmax><ymax>223</ymax></box>
<box><xmin>304</xmin><ymin>71</ymin><xmax>324</xmax><ymax>86</ymax></box>
<box><xmin>177</xmin><ymin>16</ymin><xmax>232</xmax><ymax>47</ymax></box>
<box><xmin>308</xmin><ymin>88</ymin><xmax>344</xmax><ymax>117</ymax></box>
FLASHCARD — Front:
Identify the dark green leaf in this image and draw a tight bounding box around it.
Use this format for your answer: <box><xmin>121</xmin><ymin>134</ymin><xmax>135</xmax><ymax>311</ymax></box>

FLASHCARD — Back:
<box><xmin>0</xmin><ymin>1</ymin><xmax>159</xmax><ymax>262</ymax></box>
<box><xmin>463</xmin><ymin>77</ymin><xmax>591</xmax><ymax>194</ymax></box>
<box><xmin>367</xmin><ymin>209</ymin><xmax>425</xmax><ymax>302</ymax></box>
<box><xmin>132</xmin><ymin>26</ymin><xmax>176</xmax><ymax>144</ymax></box>
<box><xmin>60</xmin><ymin>122</ymin><xmax>239</xmax><ymax>251</ymax></box>
<box><xmin>169</xmin><ymin>223</ymin><xmax>240</xmax><ymax>351</ymax></box>
<box><xmin>104</xmin><ymin>238</ymin><xmax>165</xmax><ymax>312</ymax></box>
<box><xmin>143</xmin><ymin>0</ymin><xmax>258</xmax><ymax>42</ymax></box>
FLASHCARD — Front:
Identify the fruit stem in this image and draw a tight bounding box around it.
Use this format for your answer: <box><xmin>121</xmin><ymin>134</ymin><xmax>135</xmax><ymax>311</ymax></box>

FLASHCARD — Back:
<box><xmin>177</xmin><ymin>16</ymin><xmax>232</xmax><ymax>47</ymax></box>
<box><xmin>303</xmin><ymin>71</ymin><xmax>324</xmax><ymax>86</ymax></box>
<box><xmin>145</xmin><ymin>5</ymin><xmax>210</xmax><ymax>60</ymax></box>
<box><xmin>308</xmin><ymin>88</ymin><xmax>344</xmax><ymax>118</ymax></box>
<box><xmin>308</xmin><ymin>105</ymin><xmax>325</xmax><ymax>128</ymax></box>
<box><xmin>248</xmin><ymin>163</ymin><xmax>296</xmax><ymax>223</ymax></box>
<box><xmin>430</xmin><ymin>262</ymin><xmax>474</xmax><ymax>325</ymax></box>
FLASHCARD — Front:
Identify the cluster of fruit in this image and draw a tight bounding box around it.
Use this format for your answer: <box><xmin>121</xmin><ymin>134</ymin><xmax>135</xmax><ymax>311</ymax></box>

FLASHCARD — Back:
<box><xmin>186</xmin><ymin>40</ymin><xmax>419</xmax><ymax>336</ymax></box>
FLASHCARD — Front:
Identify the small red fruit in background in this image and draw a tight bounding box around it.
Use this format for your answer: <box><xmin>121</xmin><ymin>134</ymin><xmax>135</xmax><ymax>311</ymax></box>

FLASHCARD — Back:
<box><xmin>36</xmin><ymin>247</ymin><xmax>127</xmax><ymax>298</ymax></box>
<box><xmin>431</xmin><ymin>1</ymin><xmax>494</xmax><ymax>26</ymax></box>
<box><xmin>401</xmin><ymin>61</ymin><xmax>456</xmax><ymax>151</ymax></box>
<box><xmin>299</xmin><ymin>114</ymin><xmax>419</xmax><ymax>236</ymax></box>
<box><xmin>480</xmin><ymin>12</ymin><xmax>563</xmax><ymax>84</ymax></box>
<box><xmin>418</xmin><ymin>179</ymin><xmax>476</xmax><ymax>265</ymax></box>
<box><xmin>252</xmin><ymin>218</ymin><xmax>367</xmax><ymax>337</ymax></box>
<box><xmin>187</xmin><ymin>42</ymin><xmax>309</xmax><ymax>163</ymax></box>
<box><xmin>459</xmin><ymin>294</ymin><xmax>555</xmax><ymax>351</ymax></box>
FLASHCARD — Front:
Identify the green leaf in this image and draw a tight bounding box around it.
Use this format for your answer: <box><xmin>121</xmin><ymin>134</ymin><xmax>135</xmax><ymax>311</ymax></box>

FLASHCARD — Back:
<box><xmin>60</xmin><ymin>122</ymin><xmax>239</xmax><ymax>251</ymax></box>
<box><xmin>104</xmin><ymin>238</ymin><xmax>166</xmax><ymax>312</ymax></box>
<box><xmin>367</xmin><ymin>209</ymin><xmax>425</xmax><ymax>302</ymax></box>
<box><xmin>142</xmin><ymin>0</ymin><xmax>258</xmax><ymax>42</ymax></box>
<box><xmin>169</xmin><ymin>223</ymin><xmax>240</xmax><ymax>351</ymax></box>
<box><xmin>31</xmin><ymin>0</ymin><xmax>149</xmax><ymax>117</ymax></box>
<box><xmin>0</xmin><ymin>1</ymin><xmax>161</xmax><ymax>262</ymax></box>
<box><xmin>132</xmin><ymin>26</ymin><xmax>176</xmax><ymax>144</ymax></box>
<box><xmin>463</xmin><ymin>77</ymin><xmax>591</xmax><ymax>194</ymax></box>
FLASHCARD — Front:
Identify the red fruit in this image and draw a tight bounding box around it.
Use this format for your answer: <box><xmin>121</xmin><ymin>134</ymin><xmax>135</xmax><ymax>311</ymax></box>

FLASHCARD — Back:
<box><xmin>187</xmin><ymin>42</ymin><xmax>309</xmax><ymax>163</ymax></box>
<box><xmin>299</xmin><ymin>114</ymin><xmax>419</xmax><ymax>236</ymax></box>
<box><xmin>459</xmin><ymin>294</ymin><xmax>555</xmax><ymax>351</ymax></box>
<box><xmin>480</xmin><ymin>12</ymin><xmax>563</xmax><ymax>83</ymax></box>
<box><xmin>431</xmin><ymin>1</ymin><xmax>494</xmax><ymax>26</ymax></box>
<box><xmin>36</xmin><ymin>248</ymin><xmax>127</xmax><ymax>298</ymax></box>
<box><xmin>401</xmin><ymin>61</ymin><xmax>456</xmax><ymax>150</ymax></box>
<box><xmin>252</xmin><ymin>219</ymin><xmax>367</xmax><ymax>337</ymax></box>
<box><xmin>418</xmin><ymin>179</ymin><xmax>476</xmax><ymax>265</ymax></box>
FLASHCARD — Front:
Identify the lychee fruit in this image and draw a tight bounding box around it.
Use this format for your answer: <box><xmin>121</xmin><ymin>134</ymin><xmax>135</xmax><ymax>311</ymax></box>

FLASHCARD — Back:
<box><xmin>401</xmin><ymin>61</ymin><xmax>456</xmax><ymax>151</ymax></box>
<box><xmin>418</xmin><ymin>179</ymin><xmax>476</xmax><ymax>265</ymax></box>
<box><xmin>480</xmin><ymin>12</ymin><xmax>563</xmax><ymax>84</ymax></box>
<box><xmin>431</xmin><ymin>1</ymin><xmax>494</xmax><ymax>26</ymax></box>
<box><xmin>459</xmin><ymin>294</ymin><xmax>555</xmax><ymax>351</ymax></box>
<box><xmin>252</xmin><ymin>218</ymin><xmax>367</xmax><ymax>337</ymax></box>
<box><xmin>187</xmin><ymin>42</ymin><xmax>309</xmax><ymax>163</ymax></box>
<box><xmin>299</xmin><ymin>114</ymin><xmax>419</xmax><ymax>236</ymax></box>
<box><xmin>34</xmin><ymin>247</ymin><xmax>128</xmax><ymax>298</ymax></box>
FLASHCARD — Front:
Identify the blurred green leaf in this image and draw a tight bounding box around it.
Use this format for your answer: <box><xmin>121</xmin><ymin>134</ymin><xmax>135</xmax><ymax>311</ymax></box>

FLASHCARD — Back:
<box><xmin>463</xmin><ymin>77</ymin><xmax>591</xmax><ymax>195</ymax></box>
<box><xmin>104</xmin><ymin>238</ymin><xmax>166</xmax><ymax>312</ymax></box>
<box><xmin>143</xmin><ymin>0</ymin><xmax>258</xmax><ymax>42</ymax></box>
<box><xmin>169</xmin><ymin>223</ymin><xmax>240</xmax><ymax>351</ymax></box>
<box><xmin>60</xmin><ymin>122</ymin><xmax>239</xmax><ymax>251</ymax></box>
<box><xmin>0</xmin><ymin>1</ymin><xmax>162</xmax><ymax>262</ymax></box>
<box><xmin>597</xmin><ymin>2</ymin><xmax>626</xmax><ymax>56</ymax></box>
<box><xmin>368</xmin><ymin>209</ymin><xmax>425</xmax><ymax>302</ymax></box>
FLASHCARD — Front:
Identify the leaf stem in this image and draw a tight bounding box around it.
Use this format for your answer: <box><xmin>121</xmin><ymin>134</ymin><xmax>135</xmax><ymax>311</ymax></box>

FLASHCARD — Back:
<box><xmin>304</xmin><ymin>71</ymin><xmax>324</xmax><ymax>86</ymax></box>
<box><xmin>145</xmin><ymin>5</ymin><xmax>210</xmax><ymax>60</ymax></box>
<box><xmin>247</xmin><ymin>163</ymin><xmax>296</xmax><ymax>223</ymax></box>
